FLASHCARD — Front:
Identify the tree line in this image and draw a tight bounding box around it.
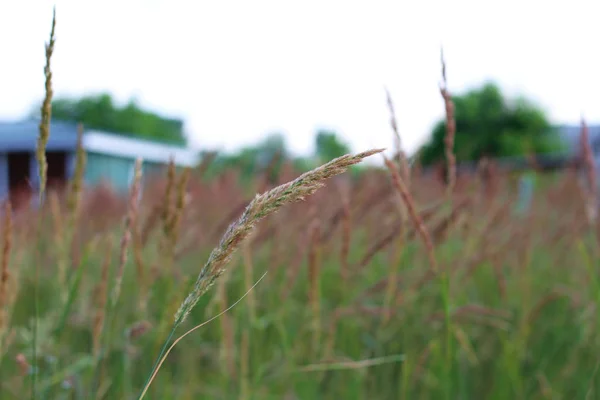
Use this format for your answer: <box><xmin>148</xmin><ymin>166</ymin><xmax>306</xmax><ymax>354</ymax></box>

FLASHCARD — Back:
<box><xmin>38</xmin><ymin>82</ymin><xmax>565</xmax><ymax>177</ymax></box>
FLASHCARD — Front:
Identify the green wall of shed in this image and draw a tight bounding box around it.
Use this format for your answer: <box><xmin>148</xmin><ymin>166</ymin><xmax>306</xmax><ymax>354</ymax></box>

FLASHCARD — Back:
<box><xmin>84</xmin><ymin>152</ymin><xmax>168</xmax><ymax>193</ymax></box>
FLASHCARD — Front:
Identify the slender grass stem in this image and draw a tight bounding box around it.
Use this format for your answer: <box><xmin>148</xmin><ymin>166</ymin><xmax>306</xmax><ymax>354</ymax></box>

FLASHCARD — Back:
<box><xmin>137</xmin><ymin>272</ymin><xmax>268</xmax><ymax>400</ymax></box>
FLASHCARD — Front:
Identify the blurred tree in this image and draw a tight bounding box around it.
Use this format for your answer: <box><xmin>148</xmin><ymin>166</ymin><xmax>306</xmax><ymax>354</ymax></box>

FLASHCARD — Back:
<box><xmin>210</xmin><ymin>132</ymin><xmax>288</xmax><ymax>183</ymax></box>
<box><xmin>204</xmin><ymin>130</ymin><xmax>363</xmax><ymax>183</ymax></box>
<box><xmin>418</xmin><ymin>82</ymin><xmax>563</xmax><ymax>166</ymax></box>
<box><xmin>256</xmin><ymin>133</ymin><xmax>288</xmax><ymax>167</ymax></box>
<box><xmin>315</xmin><ymin>129</ymin><xmax>351</xmax><ymax>162</ymax></box>
<box><xmin>43</xmin><ymin>93</ymin><xmax>187</xmax><ymax>146</ymax></box>
<box><xmin>292</xmin><ymin>156</ymin><xmax>318</xmax><ymax>173</ymax></box>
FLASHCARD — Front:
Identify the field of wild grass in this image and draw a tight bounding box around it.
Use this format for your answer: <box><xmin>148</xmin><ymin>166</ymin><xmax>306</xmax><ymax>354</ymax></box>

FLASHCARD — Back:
<box><xmin>1</xmin><ymin>156</ymin><xmax>600</xmax><ymax>399</ymax></box>
<box><xmin>2</xmin><ymin>8</ymin><xmax>600</xmax><ymax>400</ymax></box>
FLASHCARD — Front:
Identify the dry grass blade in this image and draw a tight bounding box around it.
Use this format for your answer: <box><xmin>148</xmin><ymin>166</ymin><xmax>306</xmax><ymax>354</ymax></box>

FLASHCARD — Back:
<box><xmin>296</xmin><ymin>354</ymin><xmax>405</xmax><ymax>372</ymax></box>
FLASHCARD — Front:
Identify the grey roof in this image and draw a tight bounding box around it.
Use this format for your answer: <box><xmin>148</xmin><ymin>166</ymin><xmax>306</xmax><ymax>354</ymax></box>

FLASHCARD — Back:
<box><xmin>556</xmin><ymin>124</ymin><xmax>600</xmax><ymax>154</ymax></box>
<box><xmin>0</xmin><ymin>119</ymin><xmax>79</xmax><ymax>152</ymax></box>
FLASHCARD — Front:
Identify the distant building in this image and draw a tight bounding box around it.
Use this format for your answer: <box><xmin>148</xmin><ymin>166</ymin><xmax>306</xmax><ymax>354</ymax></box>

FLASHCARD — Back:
<box><xmin>0</xmin><ymin>119</ymin><xmax>198</xmax><ymax>208</ymax></box>
<box><xmin>556</xmin><ymin>123</ymin><xmax>600</xmax><ymax>158</ymax></box>
<box><xmin>455</xmin><ymin>124</ymin><xmax>600</xmax><ymax>173</ymax></box>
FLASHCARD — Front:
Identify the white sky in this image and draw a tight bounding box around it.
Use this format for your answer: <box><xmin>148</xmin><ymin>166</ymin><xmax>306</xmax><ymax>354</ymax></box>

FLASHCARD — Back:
<box><xmin>1</xmin><ymin>0</ymin><xmax>599</xmax><ymax>157</ymax></box>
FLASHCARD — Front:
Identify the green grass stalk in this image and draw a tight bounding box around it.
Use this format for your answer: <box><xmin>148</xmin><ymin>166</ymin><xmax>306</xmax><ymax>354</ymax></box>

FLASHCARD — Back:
<box><xmin>138</xmin><ymin>149</ymin><xmax>383</xmax><ymax>399</ymax></box>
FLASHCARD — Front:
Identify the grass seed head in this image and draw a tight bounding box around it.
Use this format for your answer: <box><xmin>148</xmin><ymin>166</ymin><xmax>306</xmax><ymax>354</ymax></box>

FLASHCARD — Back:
<box><xmin>174</xmin><ymin>148</ymin><xmax>384</xmax><ymax>324</ymax></box>
<box><xmin>36</xmin><ymin>7</ymin><xmax>57</xmax><ymax>204</ymax></box>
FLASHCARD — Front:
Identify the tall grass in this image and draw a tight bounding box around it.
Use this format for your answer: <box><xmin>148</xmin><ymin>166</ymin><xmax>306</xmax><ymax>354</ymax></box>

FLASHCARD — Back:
<box><xmin>31</xmin><ymin>8</ymin><xmax>56</xmax><ymax>399</ymax></box>
<box><xmin>1</xmin><ymin>7</ymin><xmax>600</xmax><ymax>400</ymax></box>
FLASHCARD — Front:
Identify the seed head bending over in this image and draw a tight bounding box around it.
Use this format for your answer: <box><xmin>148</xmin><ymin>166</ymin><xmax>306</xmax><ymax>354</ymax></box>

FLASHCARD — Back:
<box><xmin>174</xmin><ymin>148</ymin><xmax>384</xmax><ymax>324</ymax></box>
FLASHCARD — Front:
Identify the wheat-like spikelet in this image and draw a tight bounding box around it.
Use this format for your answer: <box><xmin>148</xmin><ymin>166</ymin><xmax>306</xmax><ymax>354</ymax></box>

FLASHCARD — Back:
<box><xmin>172</xmin><ymin>168</ymin><xmax>190</xmax><ymax>239</ymax></box>
<box><xmin>440</xmin><ymin>48</ymin><xmax>456</xmax><ymax>198</ymax></box>
<box><xmin>66</xmin><ymin>123</ymin><xmax>86</xmax><ymax>223</ymax></box>
<box><xmin>384</xmin><ymin>89</ymin><xmax>410</xmax><ymax>257</ymax></box>
<box><xmin>163</xmin><ymin>167</ymin><xmax>190</xmax><ymax>271</ymax></box>
<box><xmin>36</xmin><ymin>8</ymin><xmax>56</xmax><ymax>204</ymax></box>
<box><xmin>383</xmin><ymin>155</ymin><xmax>438</xmax><ymax>272</ymax></box>
<box><xmin>211</xmin><ymin>200</ymin><xmax>250</xmax><ymax>240</ymax></box>
<box><xmin>161</xmin><ymin>158</ymin><xmax>176</xmax><ymax>235</ymax></box>
<box><xmin>174</xmin><ymin>148</ymin><xmax>384</xmax><ymax>323</ymax></box>
<box><xmin>64</xmin><ymin>122</ymin><xmax>87</xmax><ymax>269</ymax></box>
<box><xmin>31</xmin><ymin>15</ymin><xmax>57</xmax><ymax>386</ymax></box>
<box><xmin>111</xmin><ymin>159</ymin><xmax>143</xmax><ymax>306</ymax></box>
<box><xmin>385</xmin><ymin>87</ymin><xmax>411</xmax><ymax>187</ymax></box>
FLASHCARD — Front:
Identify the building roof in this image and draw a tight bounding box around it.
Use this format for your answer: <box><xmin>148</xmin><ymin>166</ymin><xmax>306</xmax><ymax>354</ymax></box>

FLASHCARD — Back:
<box><xmin>0</xmin><ymin>119</ymin><xmax>199</xmax><ymax>166</ymax></box>
<box><xmin>84</xmin><ymin>130</ymin><xmax>198</xmax><ymax>166</ymax></box>
<box><xmin>0</xmin><ymin>119</ymin><xmax>79</xmax><ymax>151</ymax></box>
<box><xmin>556</xmin><ymin>124</ymin><xmax>600</xmax><ymax>154</ymax></box>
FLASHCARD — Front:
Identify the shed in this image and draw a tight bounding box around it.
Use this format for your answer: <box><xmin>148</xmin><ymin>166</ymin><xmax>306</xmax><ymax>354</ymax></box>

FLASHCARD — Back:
<box><xmin>0</xmin><ymin>119</ymin><xmax>198</xmax><ymax>208</ymax></box>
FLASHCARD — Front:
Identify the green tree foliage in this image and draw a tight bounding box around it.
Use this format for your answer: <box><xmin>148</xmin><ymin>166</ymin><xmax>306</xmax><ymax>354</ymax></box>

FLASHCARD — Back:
<box><xmin>315</xmin><ymin>129</ymin><xmax>352</xmax><ymax>162</ymax></box>
<box><xmin>419</xmin><ymin>82</ymin><xmax>563</xmax><ymax>166</ymax></box>
<box><xmin>205</xmin><ymin>129</ymin><xmax>363</xmax><ymax>183</ymax></box>
<box><xmin>46</xmin><ymin>93</ymin><xmax>187</xmax><ymax>146</ymax></box>
<box><xmin>207</xmin><ymin>132</ymin><xmax>288</xmax><ymax>183</ymax></box>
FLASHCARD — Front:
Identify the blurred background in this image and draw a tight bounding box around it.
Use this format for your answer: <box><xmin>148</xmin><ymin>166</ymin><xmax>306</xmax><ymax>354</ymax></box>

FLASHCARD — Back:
<box><xmin>1</xmin><ymin>0</ymin><xmax>599</xmax><ymax>166</ymax></box>
<box><xmin>3</xmin><ymin>2</ymin><xmax>600</xmax><ymax>399</ymax></box>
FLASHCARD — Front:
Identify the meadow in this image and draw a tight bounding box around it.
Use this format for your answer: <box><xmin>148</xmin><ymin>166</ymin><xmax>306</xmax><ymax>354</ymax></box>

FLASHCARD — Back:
<box><xmin>2</xmin><ymin>9</ymin><xmax>600</xmax><ymax>400</ymax></box>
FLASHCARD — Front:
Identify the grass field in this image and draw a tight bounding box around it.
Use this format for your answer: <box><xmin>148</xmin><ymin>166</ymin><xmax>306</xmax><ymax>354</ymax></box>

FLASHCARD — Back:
<box><xmin>2</xmin><ymin>9</ymin><xmax>600</xmax><ymax>400</ymax></box>
<box><xmin>1</xmin><ymin>145</ymin><xmax>599</xmax><ymax>400</ymax></box>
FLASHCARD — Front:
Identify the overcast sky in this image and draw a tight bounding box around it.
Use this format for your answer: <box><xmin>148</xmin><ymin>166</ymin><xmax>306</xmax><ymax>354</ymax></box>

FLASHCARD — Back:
<box><xmin>1</xmin><ymin>0</ymin><xmax>598</xmax><ymax>157</ymax></box>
